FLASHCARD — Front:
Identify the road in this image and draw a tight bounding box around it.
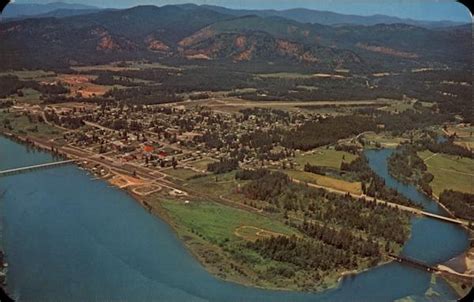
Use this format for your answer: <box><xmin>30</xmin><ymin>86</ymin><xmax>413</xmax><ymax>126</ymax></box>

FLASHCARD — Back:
<box><xmin>9</xmin><ymin>132</ymin><xmax>471</xmax><ymax>227</ymax></box>
<box><xmin>291</xmin><ymin>178</ymin><xmax>470</xmax><ymax>227</ymax></box>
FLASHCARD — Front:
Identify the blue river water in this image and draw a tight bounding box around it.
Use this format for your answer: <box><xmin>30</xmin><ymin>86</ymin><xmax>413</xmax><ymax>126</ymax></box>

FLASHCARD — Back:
<box><xmin>0</xmin><ymin>137</ymin><xmax>469</xmax><ymax>301</ymax></box>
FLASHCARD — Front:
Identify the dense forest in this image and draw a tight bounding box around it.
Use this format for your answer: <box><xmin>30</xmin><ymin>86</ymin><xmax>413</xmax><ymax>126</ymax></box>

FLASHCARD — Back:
<box><xmin>236</xmin><ymin>169</ymin><xmax>410</xmax><ymax>243</ymax></box>
<box><xmin>424</xmin><ymin>139</ymin><xmax>473</xmax><ymax>159</ymax></box>
<box><xmin>237</xmin><ymin>169</ymin><xmax>410</xmax><ymax>276</ymax></box>
<box><xmin>439</xmin><ymin>190</ymin><xmax>474</xmax><ymax>221</ymax></box>
<box><xmin>282</xmin><ymin>115</ymin><xmax>377</xmax><ymax>151</ymax></box>
<box><xmin>247</xmin><ymin>235</ymin><xmax>377</xmax><ymax>278</ymax></box>
<box><xmin>388</xmin><ymin>144</ymin><xmax>434</xmax><ymax>196</ymax></box>
<box><xmin>207</xmin><ymin>158</ymin><xmax>239</xmax><ymax>174</ymax></box>
<box><xmin>0</xmin><ymin>75</ymin><xmax>70</xmax><ymax>100</ymax></box>
<box><xmin>367</xmin><ymin>108</ymin><xmax>454</xmax><ymax>135</ymax></box>
<box><xmin>340</xmin><ymin>156</ymin><xmax>419</xmax><ymax>207</ymax></box>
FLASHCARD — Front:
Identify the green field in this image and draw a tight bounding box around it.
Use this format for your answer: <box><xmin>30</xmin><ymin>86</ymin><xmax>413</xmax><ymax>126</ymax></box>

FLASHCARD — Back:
<box><xmin>295</xmin><ymin>149</ymin><xmax>357</xmax><ymax>169</ymax></box>
<box><xmin>72</xmin><ymin>61</ymin><xmax>181</xmax><ymax>72</ymax></box>
<box><xmin>189</xmin><ymin>158</ymin><xmax>218</xmax><ymax>171</ymax></box>
<box><xmin>0</xmin><ymin>111</ymin><xmax>62</xmax><ymax>140</ymax></box>
<box><xmin>14</xmin><ymin>88</ymin><xmax>42</xmax><ymax>104</ymax></box>
<box><xmin>187</xmin><ymin>171</ymin><xmax>240</xmax><ymax>196</ymax></box>
<box><xmin>162</xmin><ymin>200</ymin><xmax>298</xmax><ymax>244</ymax></box>
<box><xmin>156</xmin><ymin>199</ymin><xmax>319</xmax><ymax>290</ymax></box>
<box><xmin>418</xmin><ymin>150</ymin><xmax>474</xmax><ymax>195</ymax></box>
<box><xmin>164</xmin><ymin>168</ymin><xmax>203</xmax><ymax>180</ymax></box>
<box><xmin>378</xmin><ymin>100</ymin><xmax>434</xmax><ymax>113</ymax></box>
<box><xmin>363</xmin><ymin>132</ymin><xmax>408</xmax><ymax>147</ymax></box>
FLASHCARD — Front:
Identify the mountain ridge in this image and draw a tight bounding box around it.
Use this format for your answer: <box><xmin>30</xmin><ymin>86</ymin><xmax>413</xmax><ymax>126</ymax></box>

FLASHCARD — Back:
<box><xmin>200</xmin><ymin>4</ymin><xmax>468</xmax><ymax>28</ymax></box>
<box><xmin>0</xmin><ymin>4</ymin><xmax>470</xmax><ymax>71</ymax></box>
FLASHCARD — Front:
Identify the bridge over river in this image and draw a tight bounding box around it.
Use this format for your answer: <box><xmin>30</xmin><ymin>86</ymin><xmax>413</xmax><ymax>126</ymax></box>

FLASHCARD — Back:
<box><xmin>0</xmin><ymin>160</ymin><xmax>76</xmax><ymax>177</ymax></box>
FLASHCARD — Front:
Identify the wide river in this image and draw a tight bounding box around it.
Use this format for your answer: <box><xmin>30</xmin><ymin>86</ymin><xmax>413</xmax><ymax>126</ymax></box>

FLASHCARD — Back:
<box><xmin>0</xmin><ymin>137</ymin><xmax>469</xmax><ymax>301</ymax></box>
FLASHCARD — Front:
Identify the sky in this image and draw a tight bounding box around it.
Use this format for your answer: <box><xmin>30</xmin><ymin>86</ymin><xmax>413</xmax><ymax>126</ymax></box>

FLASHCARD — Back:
<box><xmin>14</xmin><ymin>0</ymin><xmax>473</xmax><ymax>22</ymax></box>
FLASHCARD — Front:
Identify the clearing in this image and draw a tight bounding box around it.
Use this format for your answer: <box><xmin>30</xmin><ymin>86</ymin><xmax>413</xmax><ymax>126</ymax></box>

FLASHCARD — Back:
<box><xmin>418</xmin><ymin>150</ymin><xmax>474</xmax><ymax>195</ymax></box>
<box><xmin>161</xmin><ymin>200</ymin><xmax>298</xmax><ymax>244</ymax></box>
<box><xmin>285</xmin><ymin>170</ymin><xmax>362</xmax><ymax>195</ymax></box>
<box><xmin>295</xmin><ymin>148</ymin><xmax>357</xmax><ymax>169</ymax></box>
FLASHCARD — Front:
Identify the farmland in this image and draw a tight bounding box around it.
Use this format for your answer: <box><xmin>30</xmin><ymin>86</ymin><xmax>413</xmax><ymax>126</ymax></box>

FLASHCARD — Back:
<box><xmin>294</xmin><ymin>149</ymin><xmax>357</xmax><ymax>169</ymax></box>
<box><xmin>418</xmin><ymin>150</ymin><xmax>474</xmax><ymax>196</ymax></box>
<box><xmin>284</xmin><ymin>170</ymin><xmax>363</xmax><ymax>195</ymax></box>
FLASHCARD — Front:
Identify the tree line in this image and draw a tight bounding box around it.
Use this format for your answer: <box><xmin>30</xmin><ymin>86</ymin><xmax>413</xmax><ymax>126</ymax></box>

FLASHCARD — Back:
<box><xmin>282</xmin><ymin>115</ymin><xmax>377</xmax><ymax>151</ymax></box>
<box><xmin>439</xmin><ymin>190</ymin><xmax>474</xmax><ymax>221</ymax></box>
<box><xmin>388</xmin><ymin>144</ymin><xmax>434</xmax><ymax>196</ymax></box>
<box><xmin>340</xmin><ymin>156</ymin><xmax>419</xmax><ymax>207</ymax></box>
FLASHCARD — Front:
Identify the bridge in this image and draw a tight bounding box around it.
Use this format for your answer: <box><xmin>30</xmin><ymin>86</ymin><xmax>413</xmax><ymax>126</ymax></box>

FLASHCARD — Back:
<box><xmin>389</xmin><ymin>254</ymin><xmax>439</xmax><ymax>273</ymax></box>
<box><xmin>293</xmin><ymin>178</ymin><xmax>470</xmax><ymax>227</ymax></box>
<box><xmin>0</xmin><ymin>160</ymin><xmax>76</xmax><ymax>177</ymax></box>
<box><xmin>390</xmin><ymin>254</ymin><xmax>474</xmax><ymax>283</ymax></box>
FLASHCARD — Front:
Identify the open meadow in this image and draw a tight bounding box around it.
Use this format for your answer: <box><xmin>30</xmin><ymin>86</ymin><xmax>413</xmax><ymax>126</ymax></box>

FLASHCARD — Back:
<box><xmin>294</xmin><ymin>148</ymin><xmax>357</xmax><ymax>169</ymax></box>
<box><xmin>418</xmin><ymin>150</ymin><xmax>474</xmax><ymax>196</ymax></box>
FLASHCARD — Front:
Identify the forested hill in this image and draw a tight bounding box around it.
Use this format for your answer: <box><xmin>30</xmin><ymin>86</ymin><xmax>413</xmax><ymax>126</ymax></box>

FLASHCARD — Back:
<box><xmin>0</xmin><ymin>4</ymin><xmax>471</xmax><ymax>71</ymax></box>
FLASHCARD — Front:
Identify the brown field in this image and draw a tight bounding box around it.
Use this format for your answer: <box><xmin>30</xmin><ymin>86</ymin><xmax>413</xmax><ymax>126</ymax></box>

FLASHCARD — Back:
<box><xmin>109</xmin><ymin>174</ymin><xmax>147</xmax><ymax>188</ymax></box>
<box><xmin>445</xmin><ymin>124</ymin><xmax>474</xmax><ymax>150</ymax></box>
<box><xmin>285</xmin><ymin>170</ymin><xmax>363</xmax><ymax>195</ymax></box>
<box><xmin>56</xmin><ymin>74</ymin><xmax>114</xmax><ymax>97</ymax></box>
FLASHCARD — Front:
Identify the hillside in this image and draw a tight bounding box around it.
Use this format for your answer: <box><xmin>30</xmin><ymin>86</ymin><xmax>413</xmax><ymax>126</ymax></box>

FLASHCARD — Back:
<box><xmin>0</xmin><ymin>4</ymin><xmax>471</xmax><ymax>71</ymax></box>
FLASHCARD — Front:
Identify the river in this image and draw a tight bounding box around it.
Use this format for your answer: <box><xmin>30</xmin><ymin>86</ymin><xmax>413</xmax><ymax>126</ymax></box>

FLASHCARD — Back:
<box><xmin>0</xmin><ymin>137</ymin><xmax>469</xmax><ymax>301</ymax></box>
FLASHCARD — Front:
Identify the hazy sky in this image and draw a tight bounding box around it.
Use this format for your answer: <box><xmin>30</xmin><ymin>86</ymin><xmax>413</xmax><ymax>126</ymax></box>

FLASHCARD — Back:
<box><xmin>14</xmin><ymin>0</ymin><xmax>473</xmax><ymax>22</ymax></box>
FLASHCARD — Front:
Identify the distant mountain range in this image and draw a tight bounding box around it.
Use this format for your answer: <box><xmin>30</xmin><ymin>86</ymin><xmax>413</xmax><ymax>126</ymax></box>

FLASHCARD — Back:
<box><xmin>2</xmin><ymin>2</ymin><xmax>468</xmax><ymax>28</ymax></box>
<box><xmin>201</xmin><ymin>5</ymin><xmax>467</xmax><ymax>28</ymax></box>
<box><xmin>0</xmin><ymin>4</ymin><xmax>471</xmax><ymax>71</ymax></box>
<box><xmin>1</xmin><ymin>2</ymin><xmax>101</xmax><ymax>19</ymax></box>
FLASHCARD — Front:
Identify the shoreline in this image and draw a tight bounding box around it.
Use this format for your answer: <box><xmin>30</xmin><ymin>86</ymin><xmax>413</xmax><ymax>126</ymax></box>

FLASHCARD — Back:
<box><xmin>0</xmin><ymin>132</ymin><xmax>471</xmax><ymax>295</ymax></box>
<box><xmin>0</xmin><ymin>133</ymin><xmax>389</xmax><ymax>293</ymax></box>
<box><xmin>386</xmin><ymin>154</ymin><xmax>470</xmax><ymax>230</ymax></box>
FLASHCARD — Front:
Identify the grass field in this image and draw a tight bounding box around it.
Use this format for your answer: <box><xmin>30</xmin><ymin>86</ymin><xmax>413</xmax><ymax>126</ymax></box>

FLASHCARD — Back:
<box><xmin>154</xmin><ymin>197</ymin><xmax>345</xmax><ymax>291</ymax></box>
<box><xmin>295</xmin><ymin>149</ymin><xmax>357</xmax><ymax>169</ymax></box>
<box><xmin>71</xmin><ymin>61</ymin><xmax>181</xmax><ymax>72</ymax></box>
<box><xmin>285</xmin><ymin>170</ymin><xmax>362</xmax><ymax>195</ymax></box>
<box><xmin>0</xmin><ymin>111</ymin><xmax>62</xmax><ymax>140</ymax></box>
<box><xmin>363</xmin><ymin>132</ymin><xmax>408</xmax><ymax>147</ymax></box>
<box><xmin>418</xmin><ymin>150</ymin><xmax>474</xmax><ymax>195</ymax></box>
<box><xmin>189</xmin><ymin>158</ymin><xmax>217</xmax><ymax>171</ymax></box>
<box><xmin>161</xmin><ymin>200</ymin><xmax>297</xmax><ymax>244</ymax></box>
<box><xmin>14</xmin><ymin>88</ymin><xmax>42</xmax><ymax>104</ymax></box>
<box><xmin>164</xmin><ymin>168</ymin><xmax>203</xmax><ymax>180</ymax></box>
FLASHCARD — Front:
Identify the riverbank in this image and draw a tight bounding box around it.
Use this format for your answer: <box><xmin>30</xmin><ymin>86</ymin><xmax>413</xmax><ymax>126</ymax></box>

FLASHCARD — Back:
<box><xmin>143</xmin><ymin>195</ymin><xmax>393</xmax><ymax>293</ymax></box>
<box><xmin>438</xmin><ymin>244</ymin><xmax>474</xmax><ymax>297</ymax></box>
<box><xmin>0</xmin><ymin>134</ymin><xmax>469</xmax><ymax>299</ymax></box>
<box><xmin>386</xmin><ymin>146</ymin><xmax>464</xmax><ymax>221</ymax></box>
<box><xmin>0</xmin><ymin>132</ymin><xmax>409</xmax><ymax>293</ymax></box>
